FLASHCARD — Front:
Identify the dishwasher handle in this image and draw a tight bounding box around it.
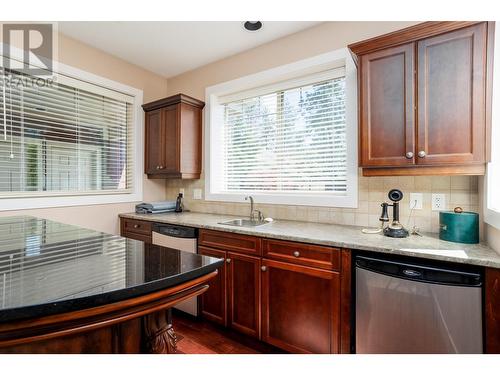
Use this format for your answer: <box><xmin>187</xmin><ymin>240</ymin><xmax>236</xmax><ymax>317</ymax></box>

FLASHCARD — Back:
<box><xmin>152</xmin><ymin>223</ymin><xmax>197</xmax><ymax>239</ymax></box>
<box><xmin>355</xmin><ymin>255</ymin><xmax>482</xmax><ymax>287</ymax></box>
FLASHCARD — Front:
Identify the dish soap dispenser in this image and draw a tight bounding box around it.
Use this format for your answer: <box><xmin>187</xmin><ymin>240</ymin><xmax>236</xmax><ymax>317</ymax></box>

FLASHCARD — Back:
<box><xmin>175</xmin><ymin>193</ymin><xmax>183</xmax><ymax>213</ymax></box>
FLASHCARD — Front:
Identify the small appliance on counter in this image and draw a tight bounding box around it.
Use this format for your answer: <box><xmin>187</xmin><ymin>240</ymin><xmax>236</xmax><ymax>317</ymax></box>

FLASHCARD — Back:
<box><xmin>439</xmin><ymin>207</ymin><xmax>479</xmax><ymax>244</ymax></box>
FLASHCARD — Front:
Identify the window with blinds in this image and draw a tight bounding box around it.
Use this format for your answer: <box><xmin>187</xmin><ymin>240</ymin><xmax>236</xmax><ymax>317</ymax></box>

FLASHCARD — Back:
<box><xmin>0</xmin><ymin>68</ymin><xmax>134</xmax><ymax>198</ymax></box>
<box><xmin>220</xmin><ymin>70</ymin><xmax>347</xmax><ymax>196</ymax></box>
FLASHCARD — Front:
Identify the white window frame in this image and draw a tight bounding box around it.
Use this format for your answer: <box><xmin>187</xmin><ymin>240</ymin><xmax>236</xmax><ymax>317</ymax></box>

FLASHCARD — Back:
<box><xmin>0</xmin><ymin>45</ymin><xmax>144</xmax><ymax>211</ymax></box>
<box><xmin>204</xmin><ymin>48</ymin><xmax>358</xmax><ymax>208</ymax></box>
<box><xmin>485</xmin><ymin>25</ymin><xmax>500</xmax><ymax>230</ymax></box>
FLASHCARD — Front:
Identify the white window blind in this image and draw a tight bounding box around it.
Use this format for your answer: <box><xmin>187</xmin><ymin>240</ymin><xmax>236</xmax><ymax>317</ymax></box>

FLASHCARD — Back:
<box><xmin>0</xmin><ymin>67</ymin><xmax>134</xmax><ymax>198</ymax></box>
<box><xmin>220</xmin><ymin>70</ymin><xmax>347</xmax><ymax>195</ymax></box>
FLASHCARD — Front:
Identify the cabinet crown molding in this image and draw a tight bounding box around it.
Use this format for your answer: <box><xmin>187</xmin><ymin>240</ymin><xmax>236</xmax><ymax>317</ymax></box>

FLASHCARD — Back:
<box><xmin>142</xmin><ymin>93</ymin><xmax>205</xmax><ymax>112</ymax></box>
<box><xmin>348</xmin><ymin>21</ymin><xmax>484</xmax><ymax>62</ymax></box>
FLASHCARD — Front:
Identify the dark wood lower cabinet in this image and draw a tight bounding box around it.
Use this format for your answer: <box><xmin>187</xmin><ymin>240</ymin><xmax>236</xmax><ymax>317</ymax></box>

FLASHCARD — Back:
<box><xmin>227</xmin><ymin>252</ymin><xmax>261</xmax><ymax>339</ymax></box>
<box><xmin>198</xmin><ymin>229</ymin><xmax>346</xmax><ymax>354</ymax></box>
<box><xmin>199</xmin><ymin>246</ymin><xmax>227</xmax><ymax>326</ymax></box>
<box><xmin>485</xmin><ymin>267</ymin><xmax>500</xmax><ymax>354</ymax></box>
<box><xmin>261</xmin><ymin>259</ymin><xmax>340</xmax><ymax>354</ymax></box>
<box><xmin>120</xmin><ymin>217</ymin><xmax>152</xmax><ymax>243</ymax></box>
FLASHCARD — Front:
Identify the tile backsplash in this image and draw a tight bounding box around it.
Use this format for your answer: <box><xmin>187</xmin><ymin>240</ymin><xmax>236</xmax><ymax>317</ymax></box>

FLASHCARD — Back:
<box><xmin>165</xmin><ymin>170</ymin><xmax>481</xmax><ymax>236</ymax></box>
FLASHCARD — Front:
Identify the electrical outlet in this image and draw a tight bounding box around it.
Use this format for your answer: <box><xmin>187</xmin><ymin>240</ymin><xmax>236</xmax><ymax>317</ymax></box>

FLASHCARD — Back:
<box><xmin>179</xmin><ymin>188</ymin><xmax>185</xmax><ymax>196</ymax></box>
<box><xmin>409</xmin><ymin>193</ymin><xmax>423</xmax><ymax>210</ymax></box>
<box><xmin>193</xmin><ymin>188</ymin><xmax>202</xmax><ymax>200</ymax></box>
<box><xmin>432</xmin><ymin>193</ymin><xmax>446</xmax><ymax>211</ymax></box>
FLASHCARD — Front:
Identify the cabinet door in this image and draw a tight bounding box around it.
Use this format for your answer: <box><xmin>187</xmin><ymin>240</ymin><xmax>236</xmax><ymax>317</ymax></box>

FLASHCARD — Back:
<box><xmin>227</xmin><ymin>252</ymin><xmax>261</xmax><ymax>338</ymax></box>
<box><xmin>417</xmin><ymin>23</ymin><xmax>487</xmax><ymax>165</ymax></box>
<box><xmin>261</xmin><ymin>259</ymin><xmax>340</xmax><ymax>353</ymax></box>
<box><xmin>145</xmin><ymin>109</ymin><xmax>164</xmax><ymax>174</ymax></box>
<box><xmin>162</xmin><ymin>104</ymin><xmax>180</xmax><ymax>173</ymax></box>
<box><xmin>360</xmin><ymin>43</ymin><xmax>416</xmax><ymax>167</ymax></box>
<box><xmin>198</xmin><ymin>246</ymin><xmax>227</xmax><ymax>325</ymax></box>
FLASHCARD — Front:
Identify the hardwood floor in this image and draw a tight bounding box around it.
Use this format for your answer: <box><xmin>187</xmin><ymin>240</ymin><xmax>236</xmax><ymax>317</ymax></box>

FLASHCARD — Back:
<box><xmin>172</xmin><ymin>311</ymin><xmax>285</xmax><ymax>354</ymax></box>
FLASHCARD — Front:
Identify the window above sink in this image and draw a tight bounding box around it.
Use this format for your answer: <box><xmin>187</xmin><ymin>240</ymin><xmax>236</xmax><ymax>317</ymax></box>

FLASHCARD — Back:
<box><xmin>204</xmin><ymin>48</ymin><xmax>358</xmax><ymax>208</ymax></box>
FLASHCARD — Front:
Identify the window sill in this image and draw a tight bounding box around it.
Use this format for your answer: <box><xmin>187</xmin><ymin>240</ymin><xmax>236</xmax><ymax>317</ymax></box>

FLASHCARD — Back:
<box><xmin>205</xmin><ymin>191</ymin><xmax>358</xmax><ymax>208</ymax></box>
<box><xmin>0</xmin><ymin>191</ymin><xmax>143</xmax><ymax>211</ymax></box>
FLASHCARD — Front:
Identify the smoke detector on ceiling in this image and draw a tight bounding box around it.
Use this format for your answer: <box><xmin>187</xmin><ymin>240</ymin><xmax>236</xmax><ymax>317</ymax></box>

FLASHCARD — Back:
<box><xmin>244</xmin><ymin>21</ymin><xmax>263</xmax><ymax>32</ymax></box>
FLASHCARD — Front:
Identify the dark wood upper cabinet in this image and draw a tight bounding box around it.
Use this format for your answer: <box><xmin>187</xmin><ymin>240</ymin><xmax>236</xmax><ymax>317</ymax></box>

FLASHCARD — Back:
<box><xmin>360</xmin><ymin>43</ymin><xmax>415</xmax><ymax>167</ymax></box>
<box><xmin>416</xmin><ymin>23</ymin><xmax>487</xmax><ymax>165</ymax></box>
<box><xmin>143</xmin><ymin>94</ymin><xmax>204</xmax><ymax>179</ymax></box>
<box><xmin>349</xmin><ymin>21</ymin><xmax>494</xmax><ymax>176</ymax></box>
<box><xmin>144</xmin><ymin>109</ymin><xmax>164</xmax><ymax>175</ymax></box>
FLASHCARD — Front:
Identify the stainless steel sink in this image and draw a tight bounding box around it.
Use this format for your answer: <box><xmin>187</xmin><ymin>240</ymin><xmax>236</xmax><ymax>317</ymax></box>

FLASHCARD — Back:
<box><xmin>218</xmin><ymin>218</ymin><xmax>268</xmax><ymax>227</ymax></box>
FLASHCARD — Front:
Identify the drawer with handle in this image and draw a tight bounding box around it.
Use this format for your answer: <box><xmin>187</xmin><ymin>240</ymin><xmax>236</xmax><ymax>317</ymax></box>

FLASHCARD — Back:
<box><xmin>263</xmin><ymin>239</ymin><xmax>340</xmax><ymax>270</ymax></box>
<box><xmin>199</xmin><ymin>229</ymin><xmax>261</xmax><ymax>256</ymax></box>
<box><xmin>121</xmin><ymin>218</ymin><xmax>152</xmax><ymax>236</ymax></box>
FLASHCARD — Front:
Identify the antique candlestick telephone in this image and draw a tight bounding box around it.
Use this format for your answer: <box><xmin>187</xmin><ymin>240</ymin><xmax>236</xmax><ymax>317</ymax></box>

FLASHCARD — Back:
<box><xmin>380</xmin><ymin>189</ymin><xmax>409</xmax><ymax>238</ymax></box>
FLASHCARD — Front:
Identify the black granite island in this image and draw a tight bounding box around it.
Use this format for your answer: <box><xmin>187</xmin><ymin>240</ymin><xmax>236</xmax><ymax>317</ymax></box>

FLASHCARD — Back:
<box><xmin>0</xmin><ymin>216</ymin><xmax>223</xmax><ymax>354</ymax></box>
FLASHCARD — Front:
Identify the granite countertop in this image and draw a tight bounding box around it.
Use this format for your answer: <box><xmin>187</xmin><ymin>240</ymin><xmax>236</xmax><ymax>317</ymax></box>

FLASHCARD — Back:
<box><xmin>120</xmin><ymin>211</ymin><xmax>500</xmax><ymax>269</ymax></box>
<box><xmin>0</xmin><ymin>216</ymin><xmax>223</xmax><ymax>322</ymax></box>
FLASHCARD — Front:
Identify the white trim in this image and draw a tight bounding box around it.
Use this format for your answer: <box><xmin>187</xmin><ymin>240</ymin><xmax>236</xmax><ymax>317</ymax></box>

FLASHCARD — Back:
<box><xmin>218</xmin><ymin>66</ymin><xmax>345</xmax><ymax>104</ymax></box>
<box><xmin>0</xmin><ymin>48</ymin><xmax>144</xmax><ymax>211</ymax></box>
<box><xmin>0</xmin><ymin>191</ymin><xmax>143</xmax><ymax>211</ymax></box>
<box><xmin>204</xmin><ymin>48</ymin><xmax>358</xmax><ymax>208</ymax></box>
<box><xmin>485</xmin><ymin>164</ymin><xmax>500</xmax><ymax>230</ymax></box>
<box><xmin>484</xmin><ymin>24</ymin><xmax>500</xmax><ymax>230</ymax></box>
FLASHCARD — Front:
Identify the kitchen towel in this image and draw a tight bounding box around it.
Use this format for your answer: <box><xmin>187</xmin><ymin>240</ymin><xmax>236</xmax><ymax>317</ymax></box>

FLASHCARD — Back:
<box><xmin>135</xmin><ymin>201</ymin><xmax>176</xmax><ymax>214</ymax></box>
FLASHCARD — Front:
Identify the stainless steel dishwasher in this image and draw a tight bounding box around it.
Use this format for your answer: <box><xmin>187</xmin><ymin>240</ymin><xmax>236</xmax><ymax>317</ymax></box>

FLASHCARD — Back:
<box><xmin>355</xmin><ymin>254</ymin><xmax>483</xmax><ymax>353</ymax></box>
<box><xmin>152</xmin><ymin>223</ymin><xmax>198</xmax><ymax>316</ymax></box>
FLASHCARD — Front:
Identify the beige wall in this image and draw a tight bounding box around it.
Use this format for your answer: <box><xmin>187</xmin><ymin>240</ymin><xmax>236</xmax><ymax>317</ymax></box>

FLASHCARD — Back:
<box><xmin>165</xmin><ymin>21</ymin><xmax>481</xmax><ymax>236</ymax></box>
<box><xmin>487</xmin><ymin>225</ymin><xmax>500</xmax><ymax>253</ymax></box>
<box><xmin>0</xmin><ymin>33</ymin><xmax>169</xmax><ymax>235</ymax></box>
<box><xmin>167</xmin><ymin>22</ymin><xmax>420</xmax><ymax>98</ymax></box>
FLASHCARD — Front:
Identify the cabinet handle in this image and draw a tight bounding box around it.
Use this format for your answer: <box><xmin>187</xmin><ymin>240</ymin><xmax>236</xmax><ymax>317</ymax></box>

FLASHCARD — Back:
<box><xmin>418</xmin><ymin>150</ymin><xmax>426</xmax><ymax>158</ymax></box>
<box><xmin>293</xmin><ymin>251</ymin><xmax>300</xmax><ymax>257</ymax></box>
<box><xmin>133</xmin><ymin>224</ymin><xmax>139</xmax><ymax>229</ymax></box>
<box><xmin>226</xmin><ymin>258</ymin><xmax>231</xmax><ymax>263</ymax></box>
<box><xmin>405</xmin><ymin>151</ymin><xmax>414</xmax><ymax>159</ymax></box>
<box><xmin>261</xmin><ymin>265</ymin><xmax>267</xmax><ymax>272</ymax></box>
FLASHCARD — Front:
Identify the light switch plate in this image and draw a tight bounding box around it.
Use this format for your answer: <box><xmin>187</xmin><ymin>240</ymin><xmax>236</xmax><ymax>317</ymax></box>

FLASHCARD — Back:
<box><xmin>193</xmin><ymin>188</ymin><xmax>202</xmax><ymax>200</ymax></box>
<box><xmin>409</xmin><ymin>193</ymin><xmax>423</xmax><ymax>210</ymax></box>
<box><xmin>432</xmin><ymin>193</ymin><xmax>446</xmax><ymax>211</ymax></box>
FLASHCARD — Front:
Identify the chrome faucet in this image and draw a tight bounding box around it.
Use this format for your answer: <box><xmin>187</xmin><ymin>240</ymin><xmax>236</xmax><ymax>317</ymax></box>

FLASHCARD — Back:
<box><xmin>245</xmin><ymin>196</ymin><xmax>264</xmax><ymax>222</ymax></box>
<box><xmin>245</xmin><ymin>196</ymin><xmax>254</xmax><ymax>216</ymax></box>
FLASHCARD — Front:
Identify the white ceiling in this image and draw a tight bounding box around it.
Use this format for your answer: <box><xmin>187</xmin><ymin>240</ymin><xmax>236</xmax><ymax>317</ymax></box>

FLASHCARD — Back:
<box><xmin>58</xmin><ymin>21</ymin><xmax>321</xmax><ymax>78</ymax></box>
